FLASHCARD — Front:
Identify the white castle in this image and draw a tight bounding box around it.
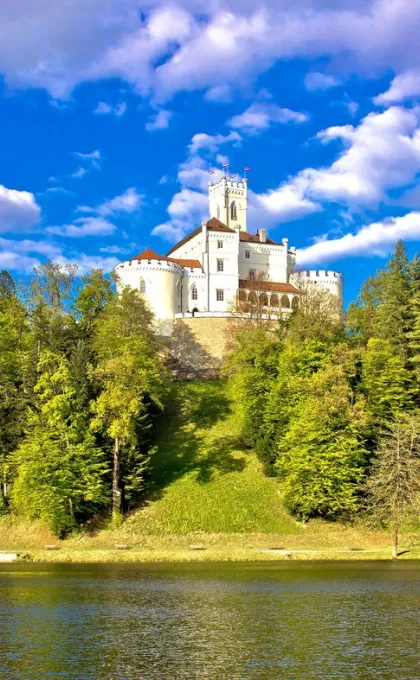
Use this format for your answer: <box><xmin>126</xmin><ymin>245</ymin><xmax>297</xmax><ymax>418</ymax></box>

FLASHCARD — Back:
<box><xmin>116</xmin><ymin>174</ymin><xmax>343</xmax><ymax>333</ymax></box>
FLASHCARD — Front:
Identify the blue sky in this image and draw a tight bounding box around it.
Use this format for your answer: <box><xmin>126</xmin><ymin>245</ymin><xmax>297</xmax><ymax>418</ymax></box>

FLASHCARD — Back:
<box><xmin>2</xmin><ymin>1</ymin><xmax>420</xmax><ymax>303</ymax></box>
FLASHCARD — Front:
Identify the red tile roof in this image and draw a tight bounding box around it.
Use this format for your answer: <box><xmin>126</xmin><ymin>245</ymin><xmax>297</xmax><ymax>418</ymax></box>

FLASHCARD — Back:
<box><xmin>166</xmin><ymin>218</ymin><xmax>283</xmax><ymax>255</ymax></box>
<box><xmin>239</xmin><ymin>279</ymin><xmax>300</xmax><ymax>293</ymax></box>
<box><xmin>131</xmin><ymin>248</ymin><xmax>202</xmax><ymax>269</ymax></box>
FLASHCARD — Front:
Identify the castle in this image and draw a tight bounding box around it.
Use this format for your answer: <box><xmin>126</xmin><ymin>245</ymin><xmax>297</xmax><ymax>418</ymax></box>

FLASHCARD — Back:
<box><xmin>115</xmin><ymin>174</ymin><xmax>343</xmax><ymax>334</ymax></box>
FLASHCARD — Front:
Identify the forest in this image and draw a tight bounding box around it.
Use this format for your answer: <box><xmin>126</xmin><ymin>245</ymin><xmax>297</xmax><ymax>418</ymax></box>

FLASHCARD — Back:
<box><xmin>1</xmin><ymin>242</ymin><xmax>420</xmax><ymax>554</ymax></box>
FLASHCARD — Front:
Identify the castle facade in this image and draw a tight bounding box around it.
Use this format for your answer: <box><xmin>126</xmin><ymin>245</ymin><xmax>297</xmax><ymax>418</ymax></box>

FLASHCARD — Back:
<box><xmin>115</xmin><ymin>175</ymin><xmax>343</xmax><ymax>333</ymax></box>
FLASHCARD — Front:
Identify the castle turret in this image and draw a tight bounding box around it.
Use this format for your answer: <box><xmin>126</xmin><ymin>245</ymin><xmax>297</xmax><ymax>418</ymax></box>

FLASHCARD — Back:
<box><xmin>290</xmin><ymin>269</ymin><xmax>343</xmax><ymax>304</ymax></box>
<box><xmin>208</xmin><ymin>174</ymin><xmax>248</xmax><ymax>232</ymax></box>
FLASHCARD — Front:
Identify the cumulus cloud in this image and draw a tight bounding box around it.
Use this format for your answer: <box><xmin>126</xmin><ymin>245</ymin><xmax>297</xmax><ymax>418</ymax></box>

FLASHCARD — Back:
<box><xmin>94</xmin><ymin>101</ymin><xmax>127</xmax><ymax>116</ymax></box>
<box><xmin>145</xmin><ymin>109</ymin><xmax>173</xmax><ymax>131</ymax></box>
<box><xmin>375</xmin><ymin>69</ymin><xmax>420</xmax><ymax>104</ymax></box>
<box><xmin>0</xmin><ymin>236</ymin><xmax>62</xmax><ymax>271</ymax></box>
<box><xmin>297</xmin><ymin>212</ymin><xmax>420</xmax><ymax>265</ymax></box>
<box><xmin>188</xmin><ymin>131</ymin><xmax>242</xmax><ymax>154</ymax></box>
<box><xmin>228</xmin><ymin>102</ymin><xmax>308</xmax><ymax>134</ymax></box>
<box><xmin>1</xmin><ymin>1</ymin><xmax>419</xmax><ymax>102</ymax></box>
<box><xmin>304</xmin><ymin>72</ymin><xmax>341</xmax><ymax>91</ymax></box>
<box><xmin>78</xmin><ymin>187</ymin><xmax>144</xmax><ymax>217</ymax></box>
<box><xmin>47</xmin><ymin>216</ymin><xmax>117</xmax><ymax>238</ymax></box>
<box><xmin>266</xmin><ymin>106</ymin><xmax>420</xmax><ymax>215</ymax></box>
<box><xmin>0</xmin><ymin>185</ymin><xmax>41</xmax><ymax>233</ymax></box>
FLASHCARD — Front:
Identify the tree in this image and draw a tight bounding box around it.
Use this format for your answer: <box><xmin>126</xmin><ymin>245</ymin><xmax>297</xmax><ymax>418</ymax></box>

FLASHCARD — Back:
<box><xmin>0</xmin><ymin>271</ymin><xmax>29</xmax><ymax>510</ymax></box>
<box><xmin>90</xmin><ymin>286</ymin><xmax>166</xmax><ymax>520</ymax></box>
<box><xmin>366</xmin><ymin>414</ymin><xmax>420</xmax><ymax>558</ymax></box>
<box><xmin>10</xmin><ymin>350</ymin><xmax>109</xmax><ymax>536</ymax></box>
<box><xmin>360</xmin><ymin>338</ymin><xmax>414</xmax><ymax>422</ymax></box>
<box><xmin>286</xmin><ymin>275</ymin><xmax>344</xmax><ymax>343</ymax></box>
<box><xmin>276</xmin><ymin>350</ymin><xmax>368</xmax><ymax>519</ymax></box>
<box><xmin>223</xmin><ymin>327</ymin><xmax>279</xmax><ymax>472</ymax></box>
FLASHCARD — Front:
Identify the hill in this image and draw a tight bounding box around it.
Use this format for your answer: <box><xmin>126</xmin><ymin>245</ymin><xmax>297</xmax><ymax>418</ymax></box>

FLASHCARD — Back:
<box><xmin>127</xmin><ymin>380</ymin><xmax>298</xmax><ymax>535</ymax></box>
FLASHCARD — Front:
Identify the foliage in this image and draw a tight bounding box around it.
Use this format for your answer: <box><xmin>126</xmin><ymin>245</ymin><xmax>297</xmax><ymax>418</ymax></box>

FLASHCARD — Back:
<box><xmin>366</xmin><ymin>414</ymin><xmax>420</xmax><ymax>557</ymax></box>
<box><xmin>90</xmin><ymin>286</ymin><xmax>167</xmax><ymax>516</ymax></box>
<box><xmin>10</xmin><ymin>350</ymin><xmax>109</xmax><ymax>536</ymax></box>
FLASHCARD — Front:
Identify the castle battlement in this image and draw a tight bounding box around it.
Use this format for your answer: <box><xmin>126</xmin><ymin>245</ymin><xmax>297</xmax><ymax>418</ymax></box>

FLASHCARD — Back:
<box><xmin>116</xmin><ymin>259</ymin><xmax>183</xmax><ymax>275</ymax></box>
<box><xmin>303</xmin><ymin>269</ymin><xmax>343</xmax><ymax>281</ymax></box>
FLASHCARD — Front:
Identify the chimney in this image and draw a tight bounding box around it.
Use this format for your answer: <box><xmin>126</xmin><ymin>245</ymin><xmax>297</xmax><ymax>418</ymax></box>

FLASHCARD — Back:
<box><xmin>259</xmin><ymin>229</ymin><xmax>267</xmax><ymax>243</ymax></box>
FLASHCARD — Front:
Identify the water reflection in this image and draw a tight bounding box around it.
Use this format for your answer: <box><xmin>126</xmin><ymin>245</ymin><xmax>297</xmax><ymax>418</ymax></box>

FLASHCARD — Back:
<box><xmin>0</xmin><ymin>562</ymin><xmax>419</xmax><ymax>679</ymax></box>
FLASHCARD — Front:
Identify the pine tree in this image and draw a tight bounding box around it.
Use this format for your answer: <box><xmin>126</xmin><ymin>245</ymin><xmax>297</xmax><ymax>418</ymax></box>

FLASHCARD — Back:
<box><xmin>0</xmin><ymin>271</ymin><xmax>29</xmax><ymax>510</ymax></box>
<box><xmin>276</xmin><ymin>351</ymin><xmax>368</xmax><ymax>519</ymax></box>
<box><xmin>10</xmin><ymin>350</ymin><xmax>109</xmax><ymax>536</ymax></box>
<box><xmin>360</xmin><ymin>338</ymin><xmax>413</xmax><ymax>422</ymax></box>
<box><xmin>366</xmin><ymin>414</ymin><xmax>420</xmax><ymax>558</ymax></box>
<box><xmin>90</xmin><ymin>287</ymin><xmax>166</xmax><ymax>520</ymax></box>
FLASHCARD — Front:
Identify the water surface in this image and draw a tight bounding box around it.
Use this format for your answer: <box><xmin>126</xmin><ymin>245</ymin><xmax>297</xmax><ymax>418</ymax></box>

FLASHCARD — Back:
<box><xmin>0</xmin><ymin>561</ymin><xmax>419</xmax><ymax>679</ymax></box>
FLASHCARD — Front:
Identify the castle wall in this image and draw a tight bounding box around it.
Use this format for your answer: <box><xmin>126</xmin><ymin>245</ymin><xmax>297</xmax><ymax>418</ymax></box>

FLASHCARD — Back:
<box><xmin>173</xmin><ymin>316</ymin><xmax>233</xmax><ymax>363</ymax></box>
<box><xmin>238</xmin><ymin>240</ymin><xmax>291</xmax><ymax>282</ymax></box>
<box><xmin>115</xmin><ymin>259</ymin><xmax>182</xmax><ymax>333</ymax></box>
<box><xmin>290</xmin><ymin>270</ymin><xmax>343</xmax><ymax>302</ymax></box>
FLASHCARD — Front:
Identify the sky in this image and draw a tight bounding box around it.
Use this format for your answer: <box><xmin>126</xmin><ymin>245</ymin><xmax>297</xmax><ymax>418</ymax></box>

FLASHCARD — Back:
<box><xmin>2</xmin><ymin>1</ymin><xmax>420</xmax><ymax>303</ymax></box>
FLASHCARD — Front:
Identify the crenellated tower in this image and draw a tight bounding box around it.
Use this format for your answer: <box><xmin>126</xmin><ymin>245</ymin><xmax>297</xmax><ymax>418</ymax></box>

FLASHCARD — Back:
<box><xmin>208</xmin><ymin>174</ymin><xmax>248</xmax><ymax>232</ymax></box>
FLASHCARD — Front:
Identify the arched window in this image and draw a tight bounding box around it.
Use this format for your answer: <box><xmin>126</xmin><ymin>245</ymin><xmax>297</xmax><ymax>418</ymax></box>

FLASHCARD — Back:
<box><xmin>248</xmin><ymin>291</ymin><xmax>257</xmax><ymax>305</ymax></box>
<box><xmin>292</xmin><ymin>296</ymin><xmax>299</xmax><ymax>309</ymax></box>
<box><xmin>281</xmin><ymin>295</ymin><xmax>290</xmax><ymax>308</ymax></box>
<box><xmin>217</xmin><ymin>205</ymin><xmax>220</xmax><ymax>219</ymax></box>
<box><xmin>270</xmin><ymin>294</ymin><xmax>279</xmax><ymax>307</ymax></box>
<box><xmin>238</xmin><ymin>289</ymin><xmax>247</xmax><ymax>302</ymax></box>
<box><xmin>191</xmin><ymin>285</ymin><xmax>198</xmax><ymax>301</ymax></box>
<box><xmin>259</xmin><ymin>293</ymin><xmax>268</xmax><ymax>307</ymax></box>
<box><xmin>230</xmin><ymin>201</ymin><xmax>237</xmax><ymax>220</ymax></box>
<box><xmin>140</xmin><ymin>279</ymin><xmax>146</xmax><ymax>294</ymax></box>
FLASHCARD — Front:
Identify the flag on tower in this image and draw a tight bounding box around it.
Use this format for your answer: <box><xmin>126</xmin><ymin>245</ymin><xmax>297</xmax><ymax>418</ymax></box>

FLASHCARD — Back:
<box><xmin>209</xmin><ymin>170</ymin><xmax>215</xmax><ymax>174</ymax></box>
<box><xmin>230</xmin><ymin>173</ymin><xmax>237</xmax><ymax>178</ymax></box>
<box><xmin>244</xmin><ymin>167</ymin><xmax>250</xmax><ymax>172</ymax></box>
<box><xmin>222</xmin><ymin>163</ymin><xmax>229</xmax><ymax>168</ymax></box>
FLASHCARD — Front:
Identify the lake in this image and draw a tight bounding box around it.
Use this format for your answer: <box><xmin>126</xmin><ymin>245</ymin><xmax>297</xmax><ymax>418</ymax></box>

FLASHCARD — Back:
<box><xmin>0</xmin><ymin>561</ymin><xmax>419</xmax><ymax>679</ymax></box>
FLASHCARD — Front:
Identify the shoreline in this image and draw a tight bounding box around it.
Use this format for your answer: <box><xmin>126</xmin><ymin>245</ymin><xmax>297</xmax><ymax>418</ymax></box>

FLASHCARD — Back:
<box><xmin>4</xmin><ymin>546</ymin><xmax>420</xmax><ymax>563</ymax></box>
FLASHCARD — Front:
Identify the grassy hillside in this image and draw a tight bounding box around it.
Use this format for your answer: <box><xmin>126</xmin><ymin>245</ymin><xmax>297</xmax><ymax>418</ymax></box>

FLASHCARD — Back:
<box><xmin>126</xmin><ymin>380</ymin><xmax>299</xmax><ymax>535</ymax></box>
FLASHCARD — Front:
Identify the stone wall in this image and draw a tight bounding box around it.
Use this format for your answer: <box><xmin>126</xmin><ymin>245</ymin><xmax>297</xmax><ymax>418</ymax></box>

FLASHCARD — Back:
<box><xmin>171</xmin><ymin>317</ymin><xmax>233</xmax><ymax>369</ymax></box>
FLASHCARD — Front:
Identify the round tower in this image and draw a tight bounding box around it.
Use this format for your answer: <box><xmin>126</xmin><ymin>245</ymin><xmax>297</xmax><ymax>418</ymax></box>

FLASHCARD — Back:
<box><xmin>115</xmin><ymin>248</ymin><xmax>183</xmax><ymax>334</ymax></box>
<box><xmin>290</xmin><ymin>270</ymin><xmax>344</xmax><ymax>304</ymax></box>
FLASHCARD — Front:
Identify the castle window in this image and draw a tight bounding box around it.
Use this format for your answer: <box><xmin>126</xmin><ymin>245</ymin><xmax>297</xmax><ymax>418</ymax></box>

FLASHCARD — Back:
<box><xmin>249</xmin><ymin>269</ymin><xmax>256</xmax><ymax>280</ymax></box>
<box><xmin>217</xmin><ymin>205</ymin><xmax>220</xmax><ymax>219</ymax></box>
<box><xmin>216</xmin><ymin>289</ymin><xmax>224</xmax><ymax>302</ymax></box>
<box><xmin>140</xmin><ymin>279</ymin><xmax>146</xmax><ymax>294</ymax></box>
<box><xmin>270</xmin><ymin>294</ymin><xmax>279</xmax><ymax>307</ymax></box>
<box><xmin>231</xmin><ymin>201</ymin><xmax>237</xmax><ymax>220</ymax></box>
<box><xmin>191</xmin><ymin>285</ymin><xmax>198</xmax><ymax>301</ymax></box>
<box><xmin>217</xmin><ymin>258</ymin><xmax>224</xmax><ymax>272</ymax></box>
<box><xmin>281</xmin><ymin>295</ymin><xmax>290</xmax><ymax>309</ymax></box>
<box><xmin>148</xmin><ymin>259</ymin><xmax>151</xmax><ymax>264</ymax></box>
<box><xmin>260</xmin><ymin>293</ymin><xmax>268</xmax><ymax>307</ymax></box>
<box><xmin>245</xmin><ymin>250</ymin><xmax>251</xmax><ymax>259</ymax></box>
<box><xmin>217</xmin><ymin>240</ymin><xmax>223</xmax><ymax>249</ymax></box>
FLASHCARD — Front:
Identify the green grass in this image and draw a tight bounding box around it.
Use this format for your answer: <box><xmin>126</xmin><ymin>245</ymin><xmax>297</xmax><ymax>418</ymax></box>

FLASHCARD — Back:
<box><xmin>127</xmin><ymin>380</ymin><xmax>299</xmax><ymax>535</ymax></box>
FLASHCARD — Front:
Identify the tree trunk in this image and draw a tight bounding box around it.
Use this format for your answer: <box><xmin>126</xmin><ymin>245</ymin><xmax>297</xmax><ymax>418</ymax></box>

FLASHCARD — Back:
<box><xmin>392</xmin><ymin>526</ymin><xmax>398</xmax><ymax>560</ymax></box>
<box><xmin>112</xmin><ymin>436</ymin><xmax>122</xmax><ymax>519</ymax></box>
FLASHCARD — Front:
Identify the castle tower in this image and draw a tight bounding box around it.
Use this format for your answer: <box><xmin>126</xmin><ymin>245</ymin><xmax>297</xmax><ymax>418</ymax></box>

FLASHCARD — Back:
<box><xmin>208</xmin><ymin>174</ymin><xmax>248</xmax><ymax>232</ymax></box>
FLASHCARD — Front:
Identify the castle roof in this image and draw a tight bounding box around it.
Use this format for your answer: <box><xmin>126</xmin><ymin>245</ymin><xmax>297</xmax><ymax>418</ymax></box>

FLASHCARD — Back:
<box><xmin>166</xmin><ymin>218</ymin><xmax>280</xmax><ymax>255</ymax></box>
<box><xmin>238</xmin><ymin>280</ymin><xmax>300</xmax><ymax>294</ymax></box>
<box><xmin>131</xmin><ymin>247</ymin><xmax>202</xmax><ymax>269</ymax></box>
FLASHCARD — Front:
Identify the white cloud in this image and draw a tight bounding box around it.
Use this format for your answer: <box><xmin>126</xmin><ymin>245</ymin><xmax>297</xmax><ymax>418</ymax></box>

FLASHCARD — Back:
<box><xmin>228</xmin><ymin>102</ymin><xmax>308</xmax><ymax>134</ymax></box>
<box><xmin>94</xmin><ymin>100</ymin><xmax>127</xmax><ymax>116</ymax></box>
<box><xmin>188</xmin><ymin>131</ymin><xmax>242</xmax><ymax>154</ymax></box>
<box><xmin>375</xmin><ymin>69</ymin><xmax>420</xmax><ymax>105</ymax></box>
<box><xmin>265</xmin><ymin>106</ymin><xmax>420</xmax><ymax>215</ymax></box>
<box><xmin>304</xmin><ymin>72</ymin><xmax>341</xmax><ymax>91</ymax></box>
<box><xmin>204</xmin><ymin>84</ymin><xmax>232</xmax><ymax>102</ymax></box>
<box><xmin>71</xmin><ymin>167</ymin><xmax>87</xmax><ymax>179</ymax></box>
<box><xmin>74</xmin><ymin>149</ymin><xmax>101</xmax><ymax>161</ymax></box>
<box><xmin>0</xmin><ymin>1</ymin><xmax>420</xmax><ymax>103</ymax></box>
<box><xmin>250</xmin><ymin>183</ymin><xmax>322</xmax><ymax>225</ymax></box>
<box><xmin>47</xmin><ymin>216</ymin><xmax>116</xmax><ymax>238</ymax></box>
<box><xmin>78</xmin><ymin>187</ymin><xmax>144</xmax><ymax>217</ymax></box>
<box><xmin>99</xmin><ymin>244</ymin><xmax>131</xmax><ymax>254</ymax></box>
<box><xmin>297</xmin><ymin>212</ymin><xmax>420</xmax><ymax>265</ymax></box>
<box><xmin>0</xmin><ymin>185</ymin><xmax>41</xmax><ymax>233</ymax></box>
<box><xmin>0</xmin><ymin>236</ymin><xmax>62</xmax><ymax>271</ymax></box>
<box><xmin>145</xmin><ymin>109</ymin><xmax>173</xmax><ymax>131</ymax></box>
